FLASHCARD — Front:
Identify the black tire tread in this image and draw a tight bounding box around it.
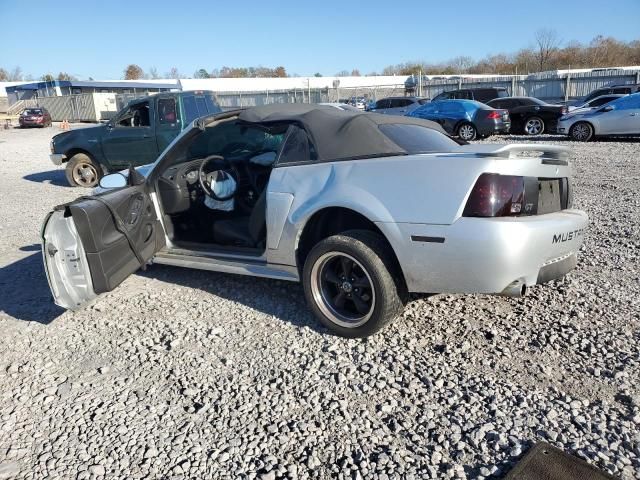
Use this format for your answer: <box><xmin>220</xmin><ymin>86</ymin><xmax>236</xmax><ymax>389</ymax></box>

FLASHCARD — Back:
<box><xmin>302</xmin><ymin>229</ymin><xmax>406</xmax><ymax>338</ymax></box>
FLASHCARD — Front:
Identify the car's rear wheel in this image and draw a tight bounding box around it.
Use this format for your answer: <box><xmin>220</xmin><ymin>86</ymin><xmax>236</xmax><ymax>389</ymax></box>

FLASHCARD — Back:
<box><xmin>303</xmin><ymin>230</ymin><xmax>406</xmax><ymax>338</ymax></box>
<box><xmin>457</xmin><ymin>122</ymin><xmax>477</xmax><ymax>141</ymax></box>
<box><xmin>569</xmin><ymin>122</ymin><xmax>593</xmax><ymax>142</ymax></box>
<box><xmin>524</xmin><ymin>116</ymin><xmax>545</xmax><ymax>135</ymax></box>
<box><xmin>65</xmin><ymin>153</ymin><xmax>102</xmax><ymax>188</ymax></box>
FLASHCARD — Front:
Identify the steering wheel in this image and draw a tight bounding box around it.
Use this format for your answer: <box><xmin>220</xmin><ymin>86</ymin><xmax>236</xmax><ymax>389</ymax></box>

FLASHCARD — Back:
<box><xmin>198</xmin><ymin>155</ymin><xmax>237</xmax><ymax>201</ymax></box>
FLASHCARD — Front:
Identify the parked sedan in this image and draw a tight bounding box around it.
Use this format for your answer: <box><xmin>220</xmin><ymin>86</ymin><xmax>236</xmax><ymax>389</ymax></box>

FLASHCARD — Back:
<box><xmin>407</xmin><ymin>100</ymin><xmax>510</xmax><ymax>140</ymax></box>
<box><xmin>369</xmin><ymin>96</ymin><xmax>429</xmax><ymax>115</ymax></box>
<box><xmin>42</xmin><ymin>105</ymin><xmax>586</xmax><ymax>337</ymax></box>
<box><xmin>567</xmin><ymin>94</ymin><xmax>626</xmax><ymax>112</ymax></box>
<box><xmin>487</xmin><ymin>97</ymin><xmax>567</xmax><ymax>135</ymax></box>
<box><xmin>557</xmin><ymin>93</ymin><xmax>640</xmax><ymax>141</ymax></box>
<box><xmin>19</xmin><ymin>107</ymin><xmax>52</xmax><ymax>128</ymax></box>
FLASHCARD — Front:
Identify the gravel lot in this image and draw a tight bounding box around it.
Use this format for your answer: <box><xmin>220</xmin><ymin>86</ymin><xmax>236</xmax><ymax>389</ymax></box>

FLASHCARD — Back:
<box><xmin>0</xmin><ymin>125</ymin><xmax>638</xmax><ymax>480</ymax></box>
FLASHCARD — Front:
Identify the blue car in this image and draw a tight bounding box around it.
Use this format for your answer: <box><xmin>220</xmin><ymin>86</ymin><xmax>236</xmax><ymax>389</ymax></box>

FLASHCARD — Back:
<box><xmin>407</xmin><ymin>100</ymin><xmax>511</xmax><ymax>141</ymax></box>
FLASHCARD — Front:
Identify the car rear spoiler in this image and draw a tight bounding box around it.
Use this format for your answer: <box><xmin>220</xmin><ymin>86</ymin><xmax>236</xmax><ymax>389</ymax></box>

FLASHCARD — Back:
<box><xmin>458</xmin><ymin>144</ymin><xmax>570</xmax><ymax>163</ymax></box>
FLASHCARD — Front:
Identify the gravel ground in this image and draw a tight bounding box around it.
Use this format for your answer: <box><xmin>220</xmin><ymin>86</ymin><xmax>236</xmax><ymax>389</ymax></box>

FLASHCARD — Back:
<box><xmin>0</xmin><ymin>125</ymin><xmax>639</xmax><ymax>480</ymax></box>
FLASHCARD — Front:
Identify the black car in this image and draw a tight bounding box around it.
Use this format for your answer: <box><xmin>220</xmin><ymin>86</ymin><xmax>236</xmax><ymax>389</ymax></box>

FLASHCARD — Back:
<box><xmin>432</xmin><ymin>87</ymin><xmax>508</xmax><ymax>103</ymax></box>
<box><xmin>487</xmin><ymin>97</ymin><xmax>567</xmax><ymax>135</ymax></box>
<box><xmin>581</xmin><ymin>84</ymin><xmax>640</xmax><ymax>104</ymax></box>
<box><xmin>369</xmin><ymin>96</ymin><xmax>430</xmax><ymax>115</ymax></box>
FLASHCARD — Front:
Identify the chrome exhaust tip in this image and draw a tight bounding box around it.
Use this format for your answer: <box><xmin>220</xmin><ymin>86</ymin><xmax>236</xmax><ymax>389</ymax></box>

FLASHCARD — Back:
<box><xmin>501</xmin><ymin>280</ymin><xmax>527</xmax><ymax>297</ymax></box>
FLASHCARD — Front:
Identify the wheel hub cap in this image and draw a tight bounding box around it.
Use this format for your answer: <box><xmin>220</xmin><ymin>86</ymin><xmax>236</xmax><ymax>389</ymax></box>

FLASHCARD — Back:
<box><xmin>310</xmin><ymin>252</ymin><xmax>375</xmax><ymax>328</ymax></box>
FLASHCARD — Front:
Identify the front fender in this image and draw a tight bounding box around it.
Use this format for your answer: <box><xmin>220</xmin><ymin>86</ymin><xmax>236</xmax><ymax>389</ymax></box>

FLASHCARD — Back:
<box><xmin>54</xmin><ymin>126</ymin><xmax>107</xmax><ymax>165</ymax></box>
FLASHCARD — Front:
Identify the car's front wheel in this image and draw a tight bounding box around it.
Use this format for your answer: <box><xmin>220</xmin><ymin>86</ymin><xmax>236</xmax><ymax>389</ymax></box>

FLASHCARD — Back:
<box><xmin>524</xmin><ymin>116</ymin><xmax>545</xmax><ymax>135</ymax></box>
<box><xmin>303</xmin><ymin>230</ymin><xmax>406</xmax><ymax>338</ymax></box>
<box><xmin>569</xmin><ymin>122</ymin><xmax>593</xmax><ymax>141</ymax></box>
<box><xmin>457</xmin><ymin>122</ymin><xmax>477</xmax><ymax>141</ymax></box>
<box><xmin>65</xmin><ymin>153</ymin><xmax>103</xmax><ymax>187</ymax></box>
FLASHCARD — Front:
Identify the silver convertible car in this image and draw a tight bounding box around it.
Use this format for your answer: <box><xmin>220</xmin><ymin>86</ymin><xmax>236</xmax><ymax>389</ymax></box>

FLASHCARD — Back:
<box><xmin>42</xmin><ymin>105</ymin><xmax>588</xmax><ymax>337</ymax></box>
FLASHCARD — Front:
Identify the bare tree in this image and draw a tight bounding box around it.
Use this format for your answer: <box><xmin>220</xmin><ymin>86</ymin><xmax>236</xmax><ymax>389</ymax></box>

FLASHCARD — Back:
<box><xmin>166</xmin><ymin>67</ymin><xmax>181</xmax><ymax>79</ymax></box>
<box><xmin>0</xmin><ymin>68</ymin><xmax>7</xmax><ymax>81</ymax></box>
<box><xmin>124</xmin><ymin>64</ymin><xmax>144</xmax><ymax>80</ymax></box>
<box><xmin>8</xmin><ymin>66</ymin><xmax>23</xmax><ymax>81</ymax></box>
<box><xmin>57</xmin><ymin>72</ymin><xmax>75</xmax><ymax>81</ymax></box>
<box><xmin>449</xmin><ymin>56</ymin><xmax>474</xmax><ymax>74</ymax></box>
<box><xmin>147</xmin><ymin>66</ymin><xmax>160</xmax><ymax>79</ymax></box>
<box><xmin>534</xmin><ymin>28</ymin><xmax>561</xmax><ymax>71</ymax></box>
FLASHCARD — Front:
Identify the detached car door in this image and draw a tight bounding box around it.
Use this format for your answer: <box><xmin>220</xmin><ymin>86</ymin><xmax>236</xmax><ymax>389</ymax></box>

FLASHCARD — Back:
<box><xmin>41</xmin><ymin>183</ymin><xmax>166</xmax><ymax>309</ymax></box>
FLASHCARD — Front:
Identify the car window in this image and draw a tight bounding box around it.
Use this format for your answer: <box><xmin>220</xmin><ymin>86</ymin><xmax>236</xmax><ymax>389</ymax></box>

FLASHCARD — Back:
<box><xmin>379</xmin><ymin>124</ymin><xmax>460</xmax><ymax>154</ymax></box>
<box><xmin>589</xmin><ymin>97</ymin><xmax>612</xmax><ymax>107</ymax></box>
<box><xmin>435</xmin><ymin>92</ymin><xmax>451</xmax><ymax>100</ymax></box>
<box><xmin>496</xmin><ymin>89</ymin><xmax>509</xmax><ymax>98</ymax></box>
<box><xmin>584</xmin><ymin>89</ymin><xmax>608</xmax><ymax>102</ymax></box>
<box><xmin>398</xmin><ymin>99</ymin><xmax>413</xmax><ymax>107</ymax></box>
<box><xmin>374</xmin><ymin>99</ymin><xmax>389</xmax><ymax>109</ymax></box>
<box><xmin>452</xmin><ymin>91</ymin><xmax>472</xmax><ymax>100</ymax></box>
<box><xmin>612</xmin><ymin>87</ymin><xmax>631</xmax><ymax>94</ymax></box>
<box><xmin>158</xmin><ymin>98</ymin><xmax>178</xmax><ymax>124</ymax></box>
<box><xmin>115</xmin><ymin>102</ymin><xmax>150</xmax><ymax>127</ymax></box>
<box><xmin>276</xmin><ymin>125</ymin><xmax>317</xmax><ymax>165</ymax></box>
<box><xmin>388</xmin><ymin>99</ymin><xmax>405</xmax><ymax>108</ymax></box>
<box><xmin>489</xmin><ymin>99</ymin><xmax>507</xmax><ymax>108</ymax></box>
<box><xmin>418</xmin><ymin>99</ymin><xmax>430</xmax><ymax>105</ymax></box>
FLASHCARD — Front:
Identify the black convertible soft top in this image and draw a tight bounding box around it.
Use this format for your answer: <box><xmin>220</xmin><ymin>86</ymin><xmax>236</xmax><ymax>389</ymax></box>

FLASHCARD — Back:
<box><xmin>208</xmin><ymin>104</ymin><xmax>456</xmax><ymax>162</ymax></box>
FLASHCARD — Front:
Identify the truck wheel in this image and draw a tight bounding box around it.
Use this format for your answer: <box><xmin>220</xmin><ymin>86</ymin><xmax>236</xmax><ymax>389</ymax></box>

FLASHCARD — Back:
<box><xmin>303</xmin><ymin>230</ymin><xmax>406</xmax><ymax>338</ymax></box>
<box><xmin>65</xmin><ymin>153</ymin><xmax>102</xmax><ymax>188</ymax></box>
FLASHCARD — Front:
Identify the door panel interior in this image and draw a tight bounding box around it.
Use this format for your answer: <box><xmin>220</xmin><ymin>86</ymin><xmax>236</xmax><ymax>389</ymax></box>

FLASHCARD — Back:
<box><xmin>66</xmin><ymin>185</ymin><xmax>165</xmax><ymax>293</ymax></box>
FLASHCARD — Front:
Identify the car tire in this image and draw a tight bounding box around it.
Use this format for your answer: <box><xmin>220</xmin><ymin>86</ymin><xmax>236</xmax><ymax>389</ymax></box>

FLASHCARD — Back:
<box><xmin>457</xmin><ymin>122</ymin><xmax>477</xmax><ymax>141</ymax></box>
<box><xmin>569</xmin><ymin>122</ymin><xmax>593</xmax><ymax>142</ymax></box>
<box><xmin>302</xmin><ymin>229</ymin><xmax>406</xmax><ymax>338</ymax></box>
<box><xmin>524</xmin><ymin>116</ymin><xmax>545</xmax><ymax>135</ymax></box>
<box><xmin>65</xmin><ymin>153</ymin><xmax>103</xmax><ymax>188</ymax></box>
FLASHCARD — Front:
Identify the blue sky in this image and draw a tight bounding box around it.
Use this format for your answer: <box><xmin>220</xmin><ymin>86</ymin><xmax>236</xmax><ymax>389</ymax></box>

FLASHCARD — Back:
<box><xmin>1</xmin><ymin>0</ymin><xmax>639</xmax><ymax>79</ymax></box>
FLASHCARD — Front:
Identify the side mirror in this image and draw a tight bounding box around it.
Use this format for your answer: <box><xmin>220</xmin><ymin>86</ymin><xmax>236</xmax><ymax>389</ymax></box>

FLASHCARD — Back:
<box><xmin>99</xmin><ymin>173</ymin><xmax>127</xmax><ymax>189</ymax></box>
<box><xmin>601</xmin><ymin>105</ymin><xmax>614</xmax><ymax>112</ymax></box>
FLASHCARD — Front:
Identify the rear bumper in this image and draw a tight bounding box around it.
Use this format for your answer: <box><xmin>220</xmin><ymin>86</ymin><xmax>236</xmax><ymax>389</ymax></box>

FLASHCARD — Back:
<box><xmin>478</xmin><ymin>120</ymin><xmax>510</xmax><ymax>136</ymax></box>
<box><xmin>377</xmin><ymin>209</ymin><xmax>588</xmax><ymax>294</ymax></box>
<box><xmin>50</xmin><ymin>154</ymin><xmax>66</xmax><ymax>166</ymax></box>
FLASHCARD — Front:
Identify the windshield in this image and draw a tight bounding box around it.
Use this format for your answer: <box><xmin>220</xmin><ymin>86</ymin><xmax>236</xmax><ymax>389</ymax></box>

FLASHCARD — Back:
<box><xmin>23</xmin><ymin>109</ymin><xmax>43</xmax><ymax>115</ymax></box>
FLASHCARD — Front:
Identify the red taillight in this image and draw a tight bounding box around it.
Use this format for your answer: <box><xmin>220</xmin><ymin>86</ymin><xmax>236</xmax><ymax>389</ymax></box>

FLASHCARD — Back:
<box><xmin>463</xmin><ymin>173</ymin><xmax>525</xmax><ymax>217</ymax></box>
<box><xmin>486</xmin><ymin>110</ymin><xmax>501</xmax><ymax>119</ymax></box>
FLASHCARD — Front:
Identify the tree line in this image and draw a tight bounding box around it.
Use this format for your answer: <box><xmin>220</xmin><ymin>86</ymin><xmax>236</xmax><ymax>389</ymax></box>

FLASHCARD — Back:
<box><xmin>380</xmin><ymin>33</ymin><xmax>640</xmax><ymax>76</ymax></box>
<box><xmin>2</xmin><ymin>32</ymin><xmax>639</xmax><ymax>83</ymax></box>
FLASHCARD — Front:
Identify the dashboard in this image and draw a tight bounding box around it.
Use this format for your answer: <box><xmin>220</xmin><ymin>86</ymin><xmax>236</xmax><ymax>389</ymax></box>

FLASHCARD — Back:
<box><xmin>157</xmin><ymin>157</ymin><xmax>270</xmax><ymax>215</ymax></box>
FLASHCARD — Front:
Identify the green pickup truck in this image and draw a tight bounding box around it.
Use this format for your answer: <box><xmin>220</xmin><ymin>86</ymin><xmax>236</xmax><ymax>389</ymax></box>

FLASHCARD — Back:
<box><xmin>50</xmin><ymin>90</ymin><xmax>222</xmax><ymax>187</ymax></box>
